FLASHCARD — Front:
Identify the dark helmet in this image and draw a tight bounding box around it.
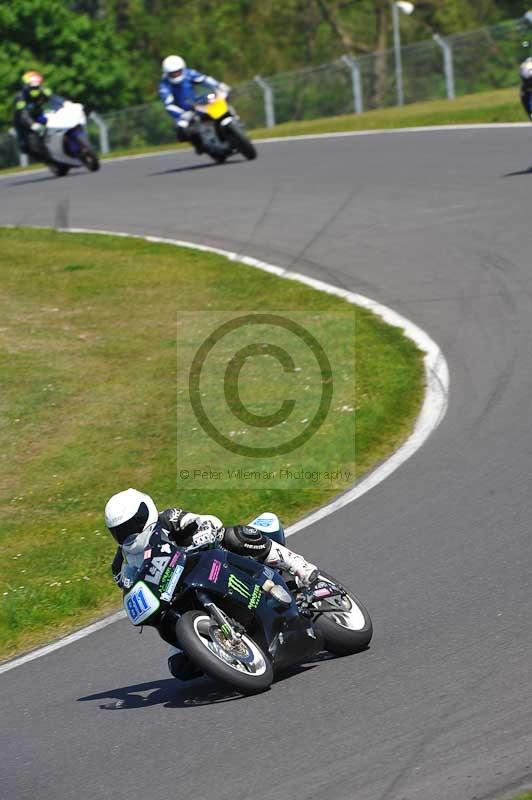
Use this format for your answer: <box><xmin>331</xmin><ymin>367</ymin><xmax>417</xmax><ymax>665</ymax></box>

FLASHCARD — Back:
<box><xmin>104</xmin><ymin>488</ymin><xmax>159</xmax><ymax>544</ymax></box>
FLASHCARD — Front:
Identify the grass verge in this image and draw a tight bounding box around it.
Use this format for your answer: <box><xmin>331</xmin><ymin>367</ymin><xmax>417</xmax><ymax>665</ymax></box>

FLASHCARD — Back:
<box><xmin>0</xmin><ymin>87</ymin><xmax>525</xmax><ymax>175</ymax></box>
<box><xmin>0</xmin><ymin>227</ymin><xmax>424</xmax><ymax>660</ymax></box>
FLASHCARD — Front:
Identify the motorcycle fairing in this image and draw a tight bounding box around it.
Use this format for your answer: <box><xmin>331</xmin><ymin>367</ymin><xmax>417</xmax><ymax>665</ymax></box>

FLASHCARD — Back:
<box><xmin>42</xmin><ymin>96</ymin><xmax>90</xmax><ymax>168</ymax></box>
<box><xmin>249</xmin><ymin>512</ymin><xmax>286</xmax><ymax>546</ymax></box>
<box><xmin>204</xmin><ymin>97</ymin><xmax>229</xmax><ymax>119</ymax></box>
<box><xmin>124</xmin><ymin>581</ymin><xmax>160</xmax><ymax>625</ymax></box>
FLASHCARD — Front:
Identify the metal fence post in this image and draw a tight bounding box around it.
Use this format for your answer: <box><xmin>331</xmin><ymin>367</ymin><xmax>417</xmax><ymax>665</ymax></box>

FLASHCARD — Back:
<box><xmin>253</xmin><ymin>75</ymin><xmax>276</xmax><ymax>128</ymax></box>
<box><xmin>341</xmin><ymin>55</ymin><xmax>364</xmax><ymax>114</ymax></box>
<box><xmin>89</xmin><ymin>111</ymin><xmax>110</xmax><ymax>154</ymax></box>
<box><xmin>392</xmin><ymin>2</ymin><xmax>404</xmax><ymax>106</ymax></box>
<box><xmin>433</xmin><ymin>34</ymin><xmax>455</xmax><ymax>100</ymax></box>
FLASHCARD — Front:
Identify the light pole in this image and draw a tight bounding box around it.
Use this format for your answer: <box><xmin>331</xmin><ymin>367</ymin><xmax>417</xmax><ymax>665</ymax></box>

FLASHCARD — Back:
<box><xmin>392</xmin><ymin>1</ymin><xmax>415</xmax><ymax>107</ymax></box>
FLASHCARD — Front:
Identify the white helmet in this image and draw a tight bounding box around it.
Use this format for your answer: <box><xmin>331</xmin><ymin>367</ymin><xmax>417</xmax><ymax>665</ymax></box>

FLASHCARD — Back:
<box><xmin>162</xmin><ymin>54</ymin><xmax>186</xmax><ymax>84</ymax></box>
<box><xmin>105</xmin><ymin>488</ymin><xmax>158</xmax><ymax>544</ymax></box>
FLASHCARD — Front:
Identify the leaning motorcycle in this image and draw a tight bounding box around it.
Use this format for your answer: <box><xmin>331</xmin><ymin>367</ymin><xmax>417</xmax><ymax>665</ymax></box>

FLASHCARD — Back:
<box><xmin>122</xmin><ymin>514</ymin><xmax>372</xmax><ymax>696</ymax></box>
<box><xmin>191</xmin><ymin>88</ymin><xmax>257</xmax><ymax>163</ymax></box>
<box><xmin>42</xmin><ymin>95</ymin><xmax>100</xmax><ymax>176</ymax></box>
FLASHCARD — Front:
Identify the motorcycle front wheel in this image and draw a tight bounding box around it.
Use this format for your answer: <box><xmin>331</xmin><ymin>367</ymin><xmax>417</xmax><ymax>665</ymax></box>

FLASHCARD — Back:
<box><xmin>312</xmin><ymin>572</ymin><xmax>373</xmax><ymax>655</ymax></box>
<box><xmin>224</xmin><ymin>122</ymin><xmax>257</xmax><ymax>160</ymax></box>
<box><xmin>79</xmin><ymin>143</ymin><xmax>100</xmax><ymax>172</ymax></box>
<box><xmin>176</xmin><ymin>610</ymin><xmax>273</xmax><ymax>695</ymax></box>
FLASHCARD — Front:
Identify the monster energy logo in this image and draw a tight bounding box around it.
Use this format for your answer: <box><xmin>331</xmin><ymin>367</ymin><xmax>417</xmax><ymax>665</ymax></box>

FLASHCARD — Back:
<box><xmin>227</xmin><ymin>574</ymin><xmax>251</xmax><ymax>599</ymax></box>
<box><xmin>248</xmin><ymin>584</ymin><xmax>261</xmax><ymax>610</ymax></box>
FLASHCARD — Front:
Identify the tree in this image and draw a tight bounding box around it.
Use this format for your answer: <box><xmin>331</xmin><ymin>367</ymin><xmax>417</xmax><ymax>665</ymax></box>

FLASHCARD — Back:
<box><xmin>0</xmin><ymin>0</ymin><xmax>140</xmax><ymax>128</ymax></box>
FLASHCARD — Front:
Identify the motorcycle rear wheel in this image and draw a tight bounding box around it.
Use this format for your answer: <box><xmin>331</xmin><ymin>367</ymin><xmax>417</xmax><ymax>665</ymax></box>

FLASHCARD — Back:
<box><xmin>176</xmin><ymin>610</ymin><xmax>273</xmax><ymax>695</ymax></box>
<box><xmin>312</xmin><ymin>572</ymin><xmax>373</xmax><ymax>655</ymax></box>
<box><xmin>49</xmin><ymin>162</ymin><xmax>70</xmax><ymax>177</ymax></box>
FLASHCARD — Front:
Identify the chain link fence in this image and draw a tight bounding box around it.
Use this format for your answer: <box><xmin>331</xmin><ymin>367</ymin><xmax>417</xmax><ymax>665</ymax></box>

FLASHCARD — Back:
<box><xmin>1</xmin><ymin>16</ymin><xmax>529</xmax><ymax>169</ymax></box>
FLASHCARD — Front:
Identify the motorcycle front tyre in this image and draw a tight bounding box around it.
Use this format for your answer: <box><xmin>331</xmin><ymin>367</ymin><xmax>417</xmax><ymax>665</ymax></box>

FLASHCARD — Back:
<box><xmin>312</xmin><ymin>572</ymin><xmax>373</xmax><ymax>656</ymax></box>
<box><xmin>79</xmin><ymin>143</ymin><xmax>100</xmax><ymax>172</ymax></box>
<box><xmin>224</xmin><ymin>122</ymin><xmax>257</xmax><ymax>160</ymax></box>
<box><xmin>175</xmin><ymin>610</ymin><xmax>273</xmax><ymax>695</ymax></box>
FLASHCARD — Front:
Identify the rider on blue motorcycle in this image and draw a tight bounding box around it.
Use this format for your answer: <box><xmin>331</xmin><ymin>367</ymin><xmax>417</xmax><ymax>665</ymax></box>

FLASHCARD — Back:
<box><xmin>159</xmin><ymin>54</ymin><xmax>229</xmax><ymax>155</ymax></box>
<box><xmin>105</xmin><ymin>488</ymin><xmax>318</xmax><ymax>680</ymax></box>
<box><xmin>13</xmin><ymin>71</ymin><xmax>53</xmax><ymax>163</ymax></box>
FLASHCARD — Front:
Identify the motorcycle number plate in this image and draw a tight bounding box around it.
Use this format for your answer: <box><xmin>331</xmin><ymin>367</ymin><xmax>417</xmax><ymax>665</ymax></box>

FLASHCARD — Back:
<box><xmin>124</xmin><ymin>581</ymin><xmax>160</xmax><ymax>625</ymax></box>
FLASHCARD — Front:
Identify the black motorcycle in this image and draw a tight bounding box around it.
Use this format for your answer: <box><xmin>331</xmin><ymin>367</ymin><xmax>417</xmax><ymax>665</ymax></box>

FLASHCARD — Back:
<box><xmin>123</xmin><ymin>520</ymin><xmax>372</xmax><ymax>695</ymax></box>
<box><xmin>190</xmin><ymin>89</ymin><xmax>257</xmax><ymax>163</ymax></box>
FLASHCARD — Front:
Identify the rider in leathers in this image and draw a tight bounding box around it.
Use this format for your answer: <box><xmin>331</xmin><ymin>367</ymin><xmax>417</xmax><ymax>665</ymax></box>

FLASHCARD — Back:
<box><xmin>105</xmin><ymin>488</ymin><xmax>318</xmax><ymax>680</ymax></box>
<box><xmin>13</xmin><ymin>71</ymin><xmax>53</xmax><ymax>163</ymax></box>
<box><xmin>159</xmin><ymin>54</ymin><xmax>228</xmax><ymax>154</ymax></box>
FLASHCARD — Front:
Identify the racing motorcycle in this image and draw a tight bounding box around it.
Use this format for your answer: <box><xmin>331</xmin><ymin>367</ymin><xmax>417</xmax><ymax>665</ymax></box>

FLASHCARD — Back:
<box><xmin>190</xmin><ymin>88</ymin><xmax>257</xmax><ymax>163</ymax></box>
<box><xmin>122</xmin><ymin>513</ymin><xmax>372</xmax><ymax>695</ymax></box>
<box><xmin>42</xmin><ymin>95</ymin><xmax>99</xmax><ymax>176</ymax></box>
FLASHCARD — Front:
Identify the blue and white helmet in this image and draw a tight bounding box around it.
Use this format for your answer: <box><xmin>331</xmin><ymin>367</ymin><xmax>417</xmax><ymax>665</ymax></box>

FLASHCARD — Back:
<box><xmin>162</xmin><ymin>54</ymin><xmax>186</xmax><ymax>84</ymax></box>
<box><xmin>105</xmin><ymin>488</ymin><xmax>158</xmax><ymax>544</ymax></box>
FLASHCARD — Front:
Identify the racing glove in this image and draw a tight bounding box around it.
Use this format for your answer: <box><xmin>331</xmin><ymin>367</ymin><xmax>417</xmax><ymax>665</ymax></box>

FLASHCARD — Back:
<box><xmin>31</xmin><ymin>122</ymin><xmax>46</xmax><ymax>136</ymax></box>
<box><xmin>191</xmin><ymin>518</ymin><xmax>224</xmax><ymax>548</ymax></box>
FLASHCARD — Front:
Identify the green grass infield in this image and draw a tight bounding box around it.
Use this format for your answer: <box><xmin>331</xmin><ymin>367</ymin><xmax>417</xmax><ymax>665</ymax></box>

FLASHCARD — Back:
<box><xmin>0</xmin><ymin>227</ymin><xmax>424</xmax><ymax>660</ymax></box>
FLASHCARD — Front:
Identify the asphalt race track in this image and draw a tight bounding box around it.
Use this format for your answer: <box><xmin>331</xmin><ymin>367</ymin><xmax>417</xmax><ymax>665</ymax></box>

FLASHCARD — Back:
<box><xmin>2</xmin><ymin>128</ymin><xmax>532</xmax><ymax>800</ymax></box>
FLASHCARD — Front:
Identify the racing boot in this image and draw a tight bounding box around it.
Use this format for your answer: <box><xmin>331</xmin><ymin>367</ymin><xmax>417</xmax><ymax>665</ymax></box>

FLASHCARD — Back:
<box><xmin>167</xmin><ymin>645</ymin><xmax>203</xmax><ymax>681</ymax></box>
<box><xmin>264</xmin><ymin>542</ymin><xmax>319</xmax><ymax>586</ymax></box>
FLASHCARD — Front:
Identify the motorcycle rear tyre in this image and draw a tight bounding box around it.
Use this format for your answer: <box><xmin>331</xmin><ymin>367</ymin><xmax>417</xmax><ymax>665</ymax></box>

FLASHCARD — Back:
<box><xmin>176</xmin><ymin>610</ymin><xmax>273</xmax><ymax>695</ymax></box>
<box><xmin>49</xmin><ymin>163</ymin><xmax>70</xmax><ymax>177</ymax></box>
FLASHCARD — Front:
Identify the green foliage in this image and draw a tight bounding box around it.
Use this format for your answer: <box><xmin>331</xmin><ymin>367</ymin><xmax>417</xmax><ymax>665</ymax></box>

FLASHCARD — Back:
<box><xmin>0</xmin><ymin>0</ymin><xmax>142</xmax><ymax>128</ymax></box>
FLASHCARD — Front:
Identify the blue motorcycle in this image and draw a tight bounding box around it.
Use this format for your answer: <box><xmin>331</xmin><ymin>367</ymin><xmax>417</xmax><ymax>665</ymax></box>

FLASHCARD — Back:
<box><xmin>123</xmin><ymin>514</ymin><xmax>372</xmax><ymax>695</ymax></box>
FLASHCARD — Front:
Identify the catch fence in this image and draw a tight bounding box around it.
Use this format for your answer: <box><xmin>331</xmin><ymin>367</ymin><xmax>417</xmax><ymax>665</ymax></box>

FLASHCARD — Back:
<box><xmin>1</xmin><ymin>16</ymin><xmax>529</xmax><ymax>169</ymax></box>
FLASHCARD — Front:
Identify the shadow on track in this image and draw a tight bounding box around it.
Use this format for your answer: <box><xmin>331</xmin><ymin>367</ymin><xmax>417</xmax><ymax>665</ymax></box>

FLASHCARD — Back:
<box><xmin>78</xmin><ymin>677</ymin><xmax>242</xmax><ymax>709</ymax></box>
<box><xmin>149</xmin><ymin>158</ymin><xmax>245</xmax><ymax>176</ymax></box>
<box><xmin>76</xmin><ymin>657</ymin><xmax>336</xmax><ymax>710</ymax></box>
<box><xmin>503</xmin><ymin>166</ymin><xmax>532</xmax><ymax>177</ymax></box>
<box><xmin>9</xmin><ymin>173</ymin><xmax>60</xmax><ymax>186</ymax></box>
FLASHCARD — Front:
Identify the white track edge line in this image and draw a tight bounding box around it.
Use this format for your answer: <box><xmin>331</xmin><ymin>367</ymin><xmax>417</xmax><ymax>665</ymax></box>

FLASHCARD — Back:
<box><xmin>0</xmin><ymin>228</ymin><xmax>449</xmax><ymax>675</ymax></box>
<box><xmin>0</xmin><ymin>121</ymin><xmax>528</xmax><ymax>180</ymax></box>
